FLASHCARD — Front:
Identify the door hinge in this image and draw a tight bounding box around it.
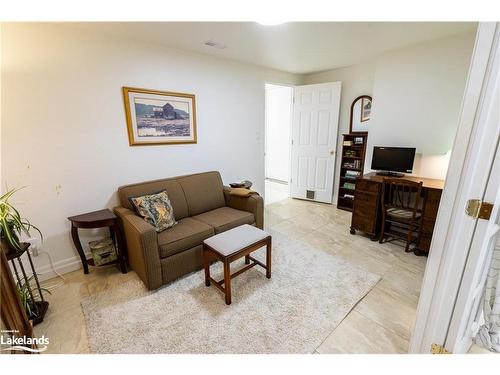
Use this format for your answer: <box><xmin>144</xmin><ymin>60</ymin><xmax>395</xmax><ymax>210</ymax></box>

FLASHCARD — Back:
<box><xmin>465</xmin><ymin>199</ymin><xmax>494</xmax><ymax>220</ymax></box>
<box><xmin>430</xmin><ymin>343</ymin><xmax>451</xmax><ymax>354</ymax></box>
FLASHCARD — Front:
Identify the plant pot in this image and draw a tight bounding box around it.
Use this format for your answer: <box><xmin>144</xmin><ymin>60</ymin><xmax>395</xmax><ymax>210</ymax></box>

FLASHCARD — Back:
<box><xmin>30</xmin><ymin>301</ymin><xmax>49</xmax><ymax>325</ymax></box>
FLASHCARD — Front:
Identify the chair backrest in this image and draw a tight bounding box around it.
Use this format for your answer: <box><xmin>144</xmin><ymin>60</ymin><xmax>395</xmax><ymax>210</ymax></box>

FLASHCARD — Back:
<box><xmin>381</xmin><ymin>178</ymin><xmax>423</xmax><ymax>219</ymax></box>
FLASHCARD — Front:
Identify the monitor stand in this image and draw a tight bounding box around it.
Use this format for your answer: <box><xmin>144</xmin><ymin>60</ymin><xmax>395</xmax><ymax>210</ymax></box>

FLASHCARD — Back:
<box><xmin>376</xmin><ymin>170</ymin><xmax>405</xmax><ymax>177</ymax></box>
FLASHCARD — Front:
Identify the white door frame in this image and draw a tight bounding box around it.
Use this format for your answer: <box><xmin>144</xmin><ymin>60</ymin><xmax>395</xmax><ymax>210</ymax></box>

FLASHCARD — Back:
<box><xmin>410</xmin><ymin>22</ymin><xmax>499</xmax><ymax>354</ymax></box>
<box><xmin>264</xmin><ymin>81</ymin><xmax>295</xmax><ymax>201</ymax></box>
<box><xmin>264</xmin><ymin>83</ymin><xmax>294</xmax><ymax>183</ymax></box>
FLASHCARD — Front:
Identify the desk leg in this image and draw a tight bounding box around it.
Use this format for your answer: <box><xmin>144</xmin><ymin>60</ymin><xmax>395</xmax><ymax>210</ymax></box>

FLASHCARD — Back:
<box><xmin>71</xmin><ymin>226</ymin><xmax>89</xmax><ymax>274</ymax></box>
<box><xmin>413</xmin><ymin>248</ymin><xmax>428</xmax><ymax>257</ymax></box>
<box><xmin>110</xmin><ymin>224</ymin><xmax>127</xmax><ymax>274</ymax></box>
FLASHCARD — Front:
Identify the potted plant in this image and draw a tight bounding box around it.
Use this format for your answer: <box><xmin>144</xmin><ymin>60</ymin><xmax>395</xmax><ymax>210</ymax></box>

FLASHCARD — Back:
<box><xmin>16</xmin><ymin>275</ymin><xmax>51</xmax><ymax>322</ymax></box>
<box><xmin>0</xmin><ymin>187</ymin><xmax>42</xmax><ymax>254</ymax></box>
<box><xmin>1</xmin><ymin>187</ymin><xmax>48</xmax><ymax>324</ymax></box>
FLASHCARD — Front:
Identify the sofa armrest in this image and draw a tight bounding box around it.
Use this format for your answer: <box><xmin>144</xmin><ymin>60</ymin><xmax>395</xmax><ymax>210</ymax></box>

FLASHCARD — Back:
<box><xmin>114</xmin><ymin>207</ymin><xmax>162</xmax><ymax>290</ymax></box>
<box><xmin>223</xmin><ymin>186</ymin><xmax>264</xmax><ymax>229</ymax></box>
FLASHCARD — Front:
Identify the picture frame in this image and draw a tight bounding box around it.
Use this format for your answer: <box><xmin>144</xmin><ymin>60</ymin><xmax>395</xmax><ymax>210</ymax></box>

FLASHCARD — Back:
<box><xmin>360</xmin><ymin>97</ymin><xmax>372</xmax><ymax>123</ymax></box>
<box><xmin>122</xmin><ymin>87</ymin><xmax>197</xmax><ymax>146</ymax></box>
<box><xmin>349</xmin><ymin>95</ymin><xmax>372</xmax><ymax>134</ymax></box>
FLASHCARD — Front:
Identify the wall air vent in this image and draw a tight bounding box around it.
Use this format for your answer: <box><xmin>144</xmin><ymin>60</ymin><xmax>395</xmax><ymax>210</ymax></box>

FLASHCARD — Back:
<box><xmin>204</xmin><ymin>40</ymin><xmax>227</xmax><ymax>49</ymax></box>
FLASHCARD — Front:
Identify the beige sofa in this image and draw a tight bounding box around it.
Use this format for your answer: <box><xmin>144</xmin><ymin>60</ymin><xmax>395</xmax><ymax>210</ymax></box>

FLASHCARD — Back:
<box><xmin>114</xmin><ymin>171</ymin><xmax>263</xmax><ymax>290</ymax></box>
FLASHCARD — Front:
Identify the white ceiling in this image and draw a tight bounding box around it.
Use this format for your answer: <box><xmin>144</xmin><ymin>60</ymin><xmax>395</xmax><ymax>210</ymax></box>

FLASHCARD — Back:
<box><xmin>79</xmin><ymin>22</ymin><xmax>476</xmax><ymax>74</ymax></box>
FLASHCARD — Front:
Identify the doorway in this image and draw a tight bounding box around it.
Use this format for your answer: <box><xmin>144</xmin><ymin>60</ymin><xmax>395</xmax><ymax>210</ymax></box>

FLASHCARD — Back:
<box><xmin>264</xmin><ymin>83</ymin><xmax>293</xmax><ymax>204</ymax></box>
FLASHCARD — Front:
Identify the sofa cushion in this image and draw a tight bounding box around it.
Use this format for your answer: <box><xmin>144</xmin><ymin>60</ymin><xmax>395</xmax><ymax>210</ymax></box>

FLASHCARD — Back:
<box><xmin>158</xmin><ymin>217</ymin><xmax>214</xmax><ymax>258</ymax></box>
<box><xmin>118</xmin><ymin>178</ymin><xmax>189</xmax><ymax>220</ymax></box>
<box><xmin>178</xmin><ymin>171</ymin><xmax>226</xmax><ymax>216</ymax></box>
<box><xmin>192</xmin><ymin>207</ymin><xmax>255</xmax><ymax>234</ymax></box>
<box><xmin>130</xmin><ymin>190</ymin><xmax>177</xmax><ymax>232</ymax></box>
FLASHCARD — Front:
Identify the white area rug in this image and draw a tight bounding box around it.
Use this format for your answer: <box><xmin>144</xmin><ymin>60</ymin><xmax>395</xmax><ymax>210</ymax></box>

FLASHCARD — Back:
<box><xmin>81</xmin><ymin>231</ymin><xmax>380</xmax><ymax>353</ymax></box>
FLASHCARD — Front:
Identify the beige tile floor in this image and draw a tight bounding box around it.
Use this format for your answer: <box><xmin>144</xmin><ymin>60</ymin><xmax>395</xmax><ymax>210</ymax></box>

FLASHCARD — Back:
<box><xmin>34</xmin><ymin>198</ymin><xmax>428</xmax><ymax>354</ymax></box>
<box><xmin>264</xmin><ymin>179</ymin><xmax>289</xmax><ymax>204</ymax></box>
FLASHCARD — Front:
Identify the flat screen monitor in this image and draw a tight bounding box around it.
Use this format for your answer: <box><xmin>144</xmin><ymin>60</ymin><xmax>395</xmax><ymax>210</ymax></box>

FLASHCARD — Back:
<box><xmin>371</xmin><ymin>146</ymin><xmax>416</xmax><ymax>174</ymax></box>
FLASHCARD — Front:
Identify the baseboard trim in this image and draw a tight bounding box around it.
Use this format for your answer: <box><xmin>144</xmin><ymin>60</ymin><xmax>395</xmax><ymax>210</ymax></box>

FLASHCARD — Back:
<box><xmin>35</xmin><ymin>253</ymin><xmax>89</xmax><ymax>282</ymax></box>
<box><xmin>265</xmin><ymin>178</ymin><xmax>289</xmax><ymax>185</ymax></box>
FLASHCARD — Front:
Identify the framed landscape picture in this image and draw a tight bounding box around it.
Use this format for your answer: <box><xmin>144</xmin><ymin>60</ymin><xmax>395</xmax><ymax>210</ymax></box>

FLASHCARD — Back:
<box><xmin>360</xmin><ymin>97</ymin><xmax>372</xmax><ymax>123</ymax></box>
<box><xmin>123</xmin><ymin>87</ymin><xmax>197</xmax><ymax>146</ymax></box>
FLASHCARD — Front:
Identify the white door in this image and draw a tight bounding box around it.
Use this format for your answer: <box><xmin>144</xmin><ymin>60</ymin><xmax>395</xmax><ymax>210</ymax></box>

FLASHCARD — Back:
<box><xmin>290</xmin><ymin>82</ymin><xmax>341</xmax><ymax>203</ymax></box>
<box><xmin>410</xmin><ymin>22</ymin><xmax>499</xmax><ymax>354</ymax></box>
<box><xmin>447</xmin><ymin>141</ymin><xmax>500</xmax><ymax>353</ymax></box>
<box><xmin>445</xmin><ymin>28</ymin><xmax>500</xmax><ymax>352</ymax></box>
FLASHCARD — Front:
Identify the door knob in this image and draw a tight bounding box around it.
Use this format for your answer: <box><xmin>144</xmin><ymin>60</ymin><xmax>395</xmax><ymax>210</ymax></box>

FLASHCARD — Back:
<box><xmin>330</xmin><ymin>150</ymin><xmax>336</xmax><ymax>155</ymax></box>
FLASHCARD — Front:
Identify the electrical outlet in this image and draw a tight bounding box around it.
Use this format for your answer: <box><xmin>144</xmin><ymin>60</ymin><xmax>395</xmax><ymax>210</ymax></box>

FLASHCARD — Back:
<box><xmin>25</xmin><ymin>237</ymin><xmax>40</xmax><ymax>256</ymax></box>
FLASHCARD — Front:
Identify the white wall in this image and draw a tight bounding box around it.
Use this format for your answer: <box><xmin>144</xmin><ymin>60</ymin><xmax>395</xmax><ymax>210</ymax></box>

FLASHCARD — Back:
<box><xmin>1</xmin><ymin>23</ymin><xmax>301</xmax><ymax>276</ymax></box>
<box><xmin>304</xmin><ymin>61</ymin><xmax>376</xmax><ymax>202</ymax></box>
<box><xmin>304</xmin><ymin>32</ymin><xmax>475</xmax><ymax>193</ymax></box>
<box><xmin>366</xmin><ymin>32</ymin><xmax>476</xmax><ymax>179</ymax></box>
<box><xmin>265</xmin><ymin>84</ymin><xmax>292</xmax><ymax>182</ymax></box>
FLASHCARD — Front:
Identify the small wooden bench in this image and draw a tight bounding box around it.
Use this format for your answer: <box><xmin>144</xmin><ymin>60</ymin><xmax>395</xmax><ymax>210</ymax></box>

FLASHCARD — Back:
<box><xmin>202</xmin><ymin>224</ymin><xmax>272</xmax><ymax>305</ymax></box>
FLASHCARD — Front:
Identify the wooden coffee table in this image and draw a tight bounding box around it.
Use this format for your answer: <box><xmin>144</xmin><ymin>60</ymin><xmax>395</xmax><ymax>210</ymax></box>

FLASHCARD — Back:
<box><xmin>202</xmin><ymin>224</ymin><xmax>272</xmax><ymax>305</ymax></box>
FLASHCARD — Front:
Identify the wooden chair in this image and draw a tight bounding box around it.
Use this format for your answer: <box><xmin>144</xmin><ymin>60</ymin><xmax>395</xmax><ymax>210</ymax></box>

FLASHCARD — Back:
<box><xmin>379</xmin><ymin>178</ymin><xmax>423</xmax><ymax>252</ymax></box>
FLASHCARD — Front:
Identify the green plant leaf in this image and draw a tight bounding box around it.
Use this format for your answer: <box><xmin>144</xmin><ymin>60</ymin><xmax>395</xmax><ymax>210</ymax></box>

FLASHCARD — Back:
<box><xmin>1</xmin><ymin>186</ymin><xmax>43</xmax><ymax>250</ymax></box>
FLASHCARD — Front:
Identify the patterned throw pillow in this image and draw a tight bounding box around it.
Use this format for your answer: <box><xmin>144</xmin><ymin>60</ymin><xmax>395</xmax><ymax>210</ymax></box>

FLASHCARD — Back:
<box><xmin>130</xmin><ymin>190</ymin><xmax>177</xmax><ymax>232</ymax></box>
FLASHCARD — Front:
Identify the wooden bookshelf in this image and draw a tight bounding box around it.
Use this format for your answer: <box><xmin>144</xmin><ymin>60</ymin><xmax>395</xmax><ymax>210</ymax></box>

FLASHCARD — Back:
<box><xmin>337</xmin><ymin>133</ymin><xmax>368</xmax><ymax>212</ymax></box>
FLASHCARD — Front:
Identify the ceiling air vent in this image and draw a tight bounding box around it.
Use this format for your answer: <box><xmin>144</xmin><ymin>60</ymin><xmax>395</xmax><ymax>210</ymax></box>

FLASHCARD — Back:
<box><xmin>204</xmin><ymin>40</ymin><xmax>227</xmax><ymax>49</ymax></box>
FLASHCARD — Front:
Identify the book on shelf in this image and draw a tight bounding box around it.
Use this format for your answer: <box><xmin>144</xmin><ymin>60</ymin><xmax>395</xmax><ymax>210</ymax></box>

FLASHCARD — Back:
<box><xmin>343</xmin><ymin>140</ymin><xmax>353</xmax><ymax>146</ymax></box>
<box><xmin>343</xmin><ymin>159</ymin><xmax>362</xmax><ymax>169</ymax></box>
<box><xmin>345</xmin><ymin>170</ymin><xmax>360</xmax><ymax>177</ymax></box>
<box><xmin>344</xmin><ymin>171</ymin><xmax>360</xmax><ymax>180</ymax></box>
<box><xmin>343</xmin><ymin>182</ymin><xmax>356</xmax><ymax>190</ymax></box>
<box><xmin>344</xmin><ymin>150</ymin><xmax>357</xmax><ymax>157</ymax></box>
<box><xmin>353</xmin><ymin>137</ymin><xmax>364</xmax><ymax>145</ymax></box>
<box><xmin>343</xmin><ymin>194</ymin><xmax>354</xmax><ymax>200</ymax></box>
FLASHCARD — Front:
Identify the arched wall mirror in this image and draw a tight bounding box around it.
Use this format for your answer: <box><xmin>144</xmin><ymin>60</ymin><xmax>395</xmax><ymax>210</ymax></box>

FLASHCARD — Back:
<box><xmin>349</xmin><ymin>95</ymin><xmax>372</xmax><ymax>134</ymax></box>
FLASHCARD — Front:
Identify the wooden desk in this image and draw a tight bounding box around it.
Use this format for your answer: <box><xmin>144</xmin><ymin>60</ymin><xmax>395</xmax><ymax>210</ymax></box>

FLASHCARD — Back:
<box><xmin>350</xmin><ymin>172</ymin><xmax>445</xmax><ymax>255</ymax></box>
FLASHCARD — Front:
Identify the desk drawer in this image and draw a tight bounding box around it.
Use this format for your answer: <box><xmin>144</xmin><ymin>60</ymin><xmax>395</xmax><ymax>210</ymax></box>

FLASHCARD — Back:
<box><xmin>421</xmin><ymin>217</ymin><xmax>437</xmax><ymax>235</ymax></box>
<box><xmin>355</xmin><ymin>179</ymin><xmax>381</xmax><ymax>193</ymax></box>
<box><xmin>354</xmin><ymin>190</ymin><xmax>379</xmax><ymax>210</ymax></box>
<box><xmin>423</xmin><ymin>190</ymin><xmax>442</xmax><ymax>218</ymax></box>
<box><xmin>418</xmin><ymin>233</ymin><xmax>432</xmax><ymax>252</ymax></box>
<box><xmin>352</xmin><ymin>189</ymin><xmax>380</xmax><ymax>235</ymax></box>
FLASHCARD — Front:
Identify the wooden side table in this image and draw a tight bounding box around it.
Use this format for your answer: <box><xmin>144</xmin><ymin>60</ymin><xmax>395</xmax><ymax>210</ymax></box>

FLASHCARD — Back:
<box><xmin>67</xmin><ymin>209</ymin><xmax>127</xmax><ymax>274</ymax></box>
